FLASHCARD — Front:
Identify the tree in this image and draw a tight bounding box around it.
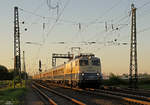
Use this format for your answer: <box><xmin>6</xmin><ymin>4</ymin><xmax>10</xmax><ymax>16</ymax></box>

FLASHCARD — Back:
<box><xmin>108</xmin><ymin>73</ymin><xmax>126</xmax><ymax>85</ymax></box>
<box><xmin>21</xmin><ymin>71</ymin><xmax>28</xmax><ymax>80</ymax></box>
<box><xmin>8</xmin><ymin>70</ymin><xmax>15</xmax><ymax>80</ymax></box>
<box><xmin>0</xmin><ymin>65</ymin><xmax>9</xmax><ymax>80</ymax></box>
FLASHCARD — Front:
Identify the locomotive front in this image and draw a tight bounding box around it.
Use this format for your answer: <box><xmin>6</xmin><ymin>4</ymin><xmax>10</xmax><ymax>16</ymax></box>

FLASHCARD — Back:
<box><xmin>78</xmin><ymin>54</ymin><xmax>102</xmax><ymax>88</ymax></box>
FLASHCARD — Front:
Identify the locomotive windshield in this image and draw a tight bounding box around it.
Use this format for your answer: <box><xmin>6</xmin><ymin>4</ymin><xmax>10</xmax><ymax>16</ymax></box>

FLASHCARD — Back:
<box><xmin>79</xmin><ymin>60</ymin><xmax>88</xmax><ymax>66</ymax></box>
<box><xmin>92</xmin><ymin>59</ymin><xmax>100</xmax><ymax>66</ymax></box>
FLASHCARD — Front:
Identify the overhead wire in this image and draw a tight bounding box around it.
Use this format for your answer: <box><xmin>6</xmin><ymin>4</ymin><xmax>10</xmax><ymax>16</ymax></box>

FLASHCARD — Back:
<box><xmin>87</xmin><ymin>0</ymin><xmax>122</xmax><ymax>25</ymax></box>
<box><xmin>138</xmin><ymin>26</ymin><xmax>150</xmax><ymax>34</ymax></box>
<box><xmin>83</xmin><ymin>0</ymin><xmax>150</xmax><ymax>49</ymax></box>
<box><xmin>43</xmin><ymin>0</ymin><xmax>71</xmax><ymax>44</ymax></box>
<box><xmin>133</xmin><ymin>0</ymin><xmax>150</xmax><ymax>36</ymax></box>
<box><xmin>137</xmin><ymin>0</ymin><xmax>150</xmax><ymax>10</ymax></box>
<box><xmin>19</xmin><ymin>7</ymin><xmax>77</xmax><ymax>24</ymax></box>
<box><xmin>19</xmin><ymin>0</ymin><xmax>128</xmax><ymax>48</ymax></box>
<box><xmin>32</xmin><ymin>0</ymin><xmax>72</xmax><ymax>69</ymax></box>
<box><xmin>83</xmin><ymin>0</ymin><xmax>131</xmax><ymax>44</ymax></box>
<box><xmin>19</xmin><ymin>1</ymin><xmax>48</xmax><ymax>73</ymax></box>
<box><xmin>16</xmin><ymin>0</ymin><xmax>150</xmax><ymax>74</ymax></box>
<box><xmin>63</xmin><ymin>1</ymin><xmax>132</xmax><ymax>49</ymax></box>
<box><xmin>21</xmin><ymin>0</ymin><xmax>150</xmax><ymax>55</ymax></box>
<box><xmin>19</xmin><ymin>0</ymin><xmax>72</xmax><ymax>67</ymax></box>
<box><xmin>90</xmin><ymin>0</ymin><xmax>150</xmax><ymax>45</ymax></box>
<box><xmin>85</xmin><ymin>14</ymin><xmax>130</xmax><ymax>44</ymax></box>
<box><xmin>83</xmin><ymin>11</ymin><xmax>131</xmax><ymax>53</ymax></box>
<box><xmin>72</xmin><ymin>0</ymin><xmax>123</xmax><ymax>47</ymax></box>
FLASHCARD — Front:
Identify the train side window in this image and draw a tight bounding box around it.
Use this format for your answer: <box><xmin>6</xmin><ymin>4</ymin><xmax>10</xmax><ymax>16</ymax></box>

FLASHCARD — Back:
<box><xmin>92</xmin><ymin>59</ymin><xmax>100</xmax><ymax>66</ymax></box>
<box><xmin>79</xmin><ymin>60</ymin><xmax>88</xmax><ymax>66</ymax></box>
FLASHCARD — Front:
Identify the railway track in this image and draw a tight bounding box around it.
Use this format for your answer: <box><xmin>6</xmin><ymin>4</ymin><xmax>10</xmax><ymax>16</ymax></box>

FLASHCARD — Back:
<box><xmin>35</xmin><ymin>80</ymin><xmax>150</xmax><ymax>105</ymax></box>
<box><xmin>32</xmin><ymin>82</ymin><xmax>86</xmax><ymax>105</ymax></box>
<box><xmin>32</xmin><ymin>84</ymin><xmax>57</xmax><ymax>105</ymax></box>
<box><xmin>101</xmin><ymin>86</ymin><xmax>150</xmax><ymax>97</ymax></box>
<box><xmin>86</xmin><ymin>88</ymin><xmax>150</xmax><ymax>105</ymax></box>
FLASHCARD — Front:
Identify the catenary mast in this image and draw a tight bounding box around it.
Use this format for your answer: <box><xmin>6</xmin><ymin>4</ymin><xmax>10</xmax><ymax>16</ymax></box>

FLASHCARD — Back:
<box><xmin>14</xmin><ymin>6</ymin><xmax>22</xmax><ymax>88</ymax></box>
<box><xmin>129</xmin><ymin>4</ymin><xmax>138</xmax><ymax>88</ymax></box>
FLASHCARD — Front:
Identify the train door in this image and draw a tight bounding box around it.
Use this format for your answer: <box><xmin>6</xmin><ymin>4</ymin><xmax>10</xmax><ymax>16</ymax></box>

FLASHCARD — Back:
<box><xmin>64</xmin><ymin>64</ymin><xmax>66</xmax><ymax>85</ymax></box>
<box><xmin>71</xmin><ymin>62</ymin><xmax>73</xmax><ymax>88</ymax></box>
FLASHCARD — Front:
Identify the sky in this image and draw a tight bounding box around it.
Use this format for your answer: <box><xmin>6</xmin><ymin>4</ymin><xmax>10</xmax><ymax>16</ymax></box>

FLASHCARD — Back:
<box><xmin>0</xmin><ymin>0</ymin><xmax>150</xmax><ymax>75</ymax></box>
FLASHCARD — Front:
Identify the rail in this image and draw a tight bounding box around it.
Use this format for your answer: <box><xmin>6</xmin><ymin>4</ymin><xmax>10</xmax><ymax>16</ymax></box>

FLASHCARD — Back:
<box><xmin>32</xmin><ymin>84</ymin><xmax>57</xmax><ymax>105</ymax></box>
<box><xmin>33</xmin><ymin>82</ymin><xmax>86</xmax><ymax>105</ymax></box>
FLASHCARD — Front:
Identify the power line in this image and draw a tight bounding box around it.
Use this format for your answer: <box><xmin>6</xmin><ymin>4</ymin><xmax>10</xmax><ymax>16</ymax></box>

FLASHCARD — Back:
<box><xmin>30</xmin><ymin>0</ymin><xmax>72</xmax><ymax>68</ymax></box>
<box><xmin>84</xmin><ymin>0</ymin><xmax>150</xmax><ymax>44</ymax></box>
<box><xmin>44</xmin><ymin>0</ymin><xmax>71</xmax><ymax>43</ymax></box>
<box><xmin>19</xmin><ymin>6</ymin><xmax>78</xmax><ymax>24</ymax></box>
<box><xmin>88</xmin><ymin>0</ymin><xmax>122</xmax><ymax>25</ymax></box>
<box><xmin>93</xmin><ymin>1</ymin><xmax>150</xmax><ymax>54</ymax></box>
<box><xmin>19</xmin><ymin>0</ymin><xmax>72</xmax><ymax>73</ymax></box>
<box><xmin>20</xmin><ymin>0</ymin><xmax>150</xmax><ymax>56</ymax></box>
<box><xmin>138</xmin><ymin>26</ymin><xmax>150</xmax><ymax>34</ymax></box>
<box><xmin>137</xmin><ymin>0</ymin><xmax>150</xmax><ymax>10</ymax></box>
<box><xmin>47</xmin><ymin>0</ymin><xmax>58</xmax><ymax>9</ymax></box>
<box><xmin>85</xmin><ymin>16</ymin><xmax>130</xmax><ymax>43</ymax></box>
<box><xmin>19</xmin><ymin>0</ymin><xmax>46</xmax><ymax>24</ymax></box>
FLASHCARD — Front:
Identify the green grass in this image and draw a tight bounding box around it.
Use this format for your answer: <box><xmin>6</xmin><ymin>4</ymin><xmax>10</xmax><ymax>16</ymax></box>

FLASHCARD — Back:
<box><xmin>113</xmin><ymin>84</ymin><xmax>150</xmax><ymax>90</ymax></box>
<box><xmin>103</xmin><ymin>78</ymin><xmax>150</xmax><ymax>90</ymax></box>
<box><xmin>102</xmin><ymin>73</ymin><xmax>150</xmax><ymax>90</ymax></box>
<box><xmin>0</xmin><ymin>80</ymin><xmax>9</xmax><ymax>85</ymax></box>
<box><xmin>138</xmin><ymin>84</ymin><xmax>150</xmax><ymax>90</ymax></box>
<box><xmin>0</xmin><ymin>86</ymin><xmax>27</xmax><ymax>105</ymax></box>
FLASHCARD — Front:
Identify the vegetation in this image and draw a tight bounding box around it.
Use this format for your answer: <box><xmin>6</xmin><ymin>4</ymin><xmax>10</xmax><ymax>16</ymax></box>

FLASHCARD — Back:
<box><xmin>0</xmin><ymin>87</ymin><xmax>27</xmax><ymax>105</ymax></box>
<box><xmin>103</xmin><ymin>73</ymin><xmax>150</xmax><ymax>90</ymax></box>
<box><xmin>0</xmin><ymin>65</ymin><xmax>28</xmax><ymax>89</ymax></box>
<box><xmin>0</xmin><ymin>65</ymin><xmax>9</xmax><ymax>80</ymax></box>
<box><xmin>138</xmin><ymin>78</ymin><xmax>150</xmax><ymax>89</ymax></box>
<box><xmin>0</xmin><ymin>65</ymin><xmax>28</xmax><ymax>104</ymax></box>
<box><xmin>0</xmin><ymin>65</ymin><xmax>28</xmax><ymax>80</ymax></box>
<box><xmin>103</xmin><ymin>73</ymin><xmax>128</xmax><ymax>86</ymax></box>
<box><xmin>0</xmin><ymin>79</ymin><xmax>27</xmax><ymax>105</ymax></box>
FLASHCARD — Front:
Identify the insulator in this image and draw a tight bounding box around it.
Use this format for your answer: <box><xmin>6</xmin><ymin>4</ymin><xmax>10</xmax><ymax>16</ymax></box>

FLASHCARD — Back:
<box><xmin>25</xmin><ymin>28</ymin><xmax>27</xmax><ymax>31</ymax></box>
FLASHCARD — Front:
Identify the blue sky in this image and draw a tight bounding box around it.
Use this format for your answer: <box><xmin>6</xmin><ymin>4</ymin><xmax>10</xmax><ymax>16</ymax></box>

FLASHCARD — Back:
<box><xmin>0</xmin><ymin>0</ymin><xmax>150</xmax><ymax>75</ymax></box>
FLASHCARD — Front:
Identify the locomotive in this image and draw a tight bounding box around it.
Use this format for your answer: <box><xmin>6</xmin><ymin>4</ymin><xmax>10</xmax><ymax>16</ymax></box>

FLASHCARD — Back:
<box><xmin>33</xmin><ymin>53</ymin><xmax>102</xmax><ymax>88</ymax></box>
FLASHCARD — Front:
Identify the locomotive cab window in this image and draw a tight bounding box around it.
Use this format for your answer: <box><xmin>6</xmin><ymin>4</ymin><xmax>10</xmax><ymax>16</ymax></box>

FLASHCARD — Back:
<box><xmin>79</xmin><ymin>60</ymin><xmax>88</xmax><ymax>66</ymax></box>
<box><xmin>92</xmin><ymin>59</ymin><xmax>100</xmax><ymax>66</ymax></box>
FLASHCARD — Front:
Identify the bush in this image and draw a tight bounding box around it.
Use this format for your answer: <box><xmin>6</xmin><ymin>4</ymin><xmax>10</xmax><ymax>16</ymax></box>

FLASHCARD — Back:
<box><xmin>138</xmin><ymin>78</ymin><xmax>150</xmax><ymax>85</ymax></box>
<box><xmin>0</xmin><ymin>65</ymin><xmax>9</xmax><ymax>80</ymax></box>
<box><xmin>103</xmin><ymin>73</ymin><xmax>127</xmax><ymax>86</ymax></box>
<box><xmin>0</xmin><ymin>66</ymin><xmax>28</xmax><ymax>80</ymax></box>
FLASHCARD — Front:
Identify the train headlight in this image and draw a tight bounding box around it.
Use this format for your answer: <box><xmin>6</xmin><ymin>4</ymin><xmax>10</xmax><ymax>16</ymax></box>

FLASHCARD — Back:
<box><xmin>82</xmin><ymin>73</ymin><xmax>84</xmax><ymax>76</ymax></box>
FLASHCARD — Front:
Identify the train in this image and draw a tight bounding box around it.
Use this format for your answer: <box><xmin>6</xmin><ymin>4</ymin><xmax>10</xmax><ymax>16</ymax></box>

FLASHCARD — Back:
<box><xmin>33</xmin><ymin>53</ymin><xmax>102</xmax><ymax>88</ymax></box>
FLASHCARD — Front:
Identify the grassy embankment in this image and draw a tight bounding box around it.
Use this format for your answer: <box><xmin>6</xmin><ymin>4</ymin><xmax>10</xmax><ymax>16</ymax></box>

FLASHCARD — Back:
<box><xmin>103</xmin><ymin>76</ymin><xmax>150</xmax><ymax>90</ymax></box>
<box><xmin>0</xmin><ymin>80</ymin><xmax>27</xmax><ymax>105</ymax></box>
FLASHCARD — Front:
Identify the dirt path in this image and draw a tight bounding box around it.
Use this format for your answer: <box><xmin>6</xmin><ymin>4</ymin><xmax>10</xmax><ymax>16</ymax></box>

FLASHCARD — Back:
<box><xmin>24</xmin><ymin>82</ymin><xmax>44</xmax><ymax>105</ymax></box>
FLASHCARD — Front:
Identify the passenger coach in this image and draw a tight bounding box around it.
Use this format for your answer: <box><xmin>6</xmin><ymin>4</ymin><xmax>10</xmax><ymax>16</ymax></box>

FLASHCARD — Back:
<box><xmin>33</xmin><ymin>53</ymin><xmax>102</xmax><ymax>88</ymax></box>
